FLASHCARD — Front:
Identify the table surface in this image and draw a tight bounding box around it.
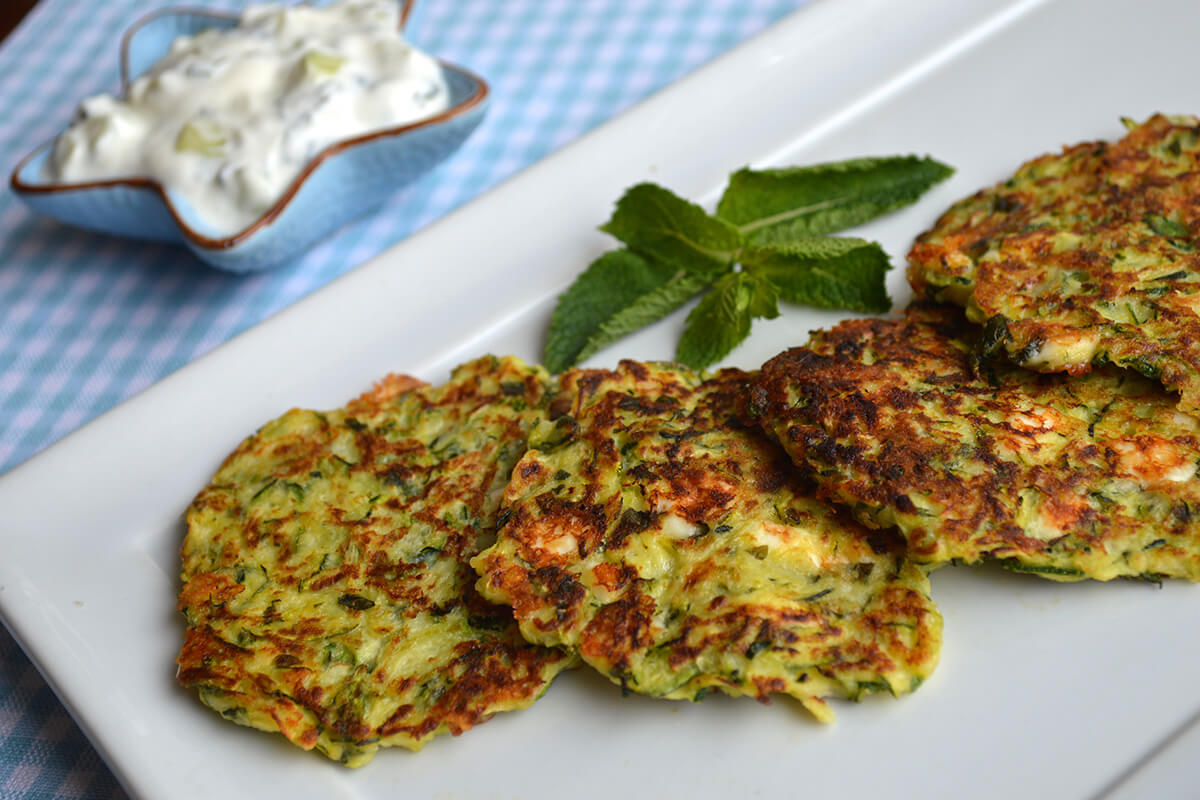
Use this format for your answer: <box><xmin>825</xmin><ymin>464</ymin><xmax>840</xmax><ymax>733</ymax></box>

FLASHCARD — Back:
<box><xmin>0</xmin><ymin>0</ymin><xmax>802</xmax><ymax>796</ymax></box>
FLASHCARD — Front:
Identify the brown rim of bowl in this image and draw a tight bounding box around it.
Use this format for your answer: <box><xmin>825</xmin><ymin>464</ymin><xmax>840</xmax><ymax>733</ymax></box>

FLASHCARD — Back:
<box><xmin>9</xmin><ymin>0</ymin><xmax>476</xmax><ymax>252</ymax></box>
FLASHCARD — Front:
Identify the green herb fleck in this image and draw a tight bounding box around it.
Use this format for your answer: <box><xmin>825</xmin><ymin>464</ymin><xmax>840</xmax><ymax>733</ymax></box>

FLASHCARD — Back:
<box><xmin>323</xmin><ymin>642</ymin><xmax>357</xmax><ymax>667</ymax></box>
<box><xmin>999</xmin><ymin>560</ymin><xmax>1084</xmax><ymax>577</ymax></box>
<box><xmin>467</xmin><ymin>613</ymin><xmax>506</xmax><ymax>631</ymax></box>
<box><xmin>1124</xmin><ymin>355</ymin><xmax>1162</xmax><ymax>380</ymax></box>
<box><xmin>412</xmin><ymin>546</ymin><xmax>442</xmax><ymax>565</ymax></box>
<box><xmin>1146</xmin><ymin>213</ymin><xmax>1191</xmax><ymax>240</ymax></box>
<box><xmin>337</xmin><ymin>593</ymin><xmax>376</xmax><ymax>612</ymax></box>
<box><xmin>978</xmin><ymin>315</ymin><xmax>1012</xmax><ymax>359</ymax></box>
<box><xmin>745</xmin><ymin>640</ymin><xmax>770</xmax><ymax>659</ymax></box>
<box><xmin>1155</xmin><ymin>270</ymin><xmax>1189</xmax><ymax>282</ymax></box>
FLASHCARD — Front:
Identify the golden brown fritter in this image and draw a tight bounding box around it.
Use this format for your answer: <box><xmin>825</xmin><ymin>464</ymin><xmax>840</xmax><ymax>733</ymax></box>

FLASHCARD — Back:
<box><xmin>749</xmin><ymin>304</ymin><xmax>1200</xmax><ymax>581</ymax></box>
<box><xmin>177</xmin><ymin>356</ymin><xmax>575</xmax><ymax>766</ymax></box>
<box><xmin>908</xmin><ymin>114</ymin><xmax>1200</xmax><ymax>413</ymax></box>
<box><xmin>472</xmin><ymin>361</ymin><xmax>941</xmax><ymax>721</ymax></box>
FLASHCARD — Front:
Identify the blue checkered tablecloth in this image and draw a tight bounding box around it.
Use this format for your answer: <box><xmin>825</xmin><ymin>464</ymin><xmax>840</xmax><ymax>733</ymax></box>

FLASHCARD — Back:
<box><xmin>0</xmin><ymin>0</ymin><xmax>802</xmax><ymax>796</ymax></box>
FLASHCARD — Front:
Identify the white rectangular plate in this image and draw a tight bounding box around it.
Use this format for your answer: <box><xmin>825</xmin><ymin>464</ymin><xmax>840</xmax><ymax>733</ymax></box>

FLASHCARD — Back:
<box><xmin>1</xmin><ymin>0</ymin><xmax>1195</xmax><ymax>796</ymax></box>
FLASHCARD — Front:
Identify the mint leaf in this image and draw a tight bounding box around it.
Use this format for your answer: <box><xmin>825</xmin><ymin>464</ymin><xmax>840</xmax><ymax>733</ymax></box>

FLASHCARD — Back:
<box><xmin>601</xmin><ymin>183</ymin><xmax>742</xmax><ymax>276</ymax></box>
<box><xmin>740</xmin><ymin>237</ymin><xmax>892</xmax><ymax>313</ymax></box>
<box><xmin>577</xmin><ymin>270</ymin><xmax>709</xmax><ymax>365</ymax></box>
<box><xmin>676</xmin><ymin>271</ymin><xmax>779</xmax><ymax>369</ymax></box>
<box><xmin>716</xmin><ymin>156</ymin><xmax>954</xmax><ymax>243</ymax></box>
<box><xmin>545</xmin><ymin>249</ymin><xmax>683</xmax><ymax>373</ymax></box>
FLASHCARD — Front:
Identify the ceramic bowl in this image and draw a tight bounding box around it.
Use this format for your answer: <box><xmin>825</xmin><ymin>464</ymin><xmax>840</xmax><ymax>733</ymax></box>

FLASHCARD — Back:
<box><xmin>9</xmin><ymin>2</ymin><xmax>489</xmax><ymax>272</ymax></box>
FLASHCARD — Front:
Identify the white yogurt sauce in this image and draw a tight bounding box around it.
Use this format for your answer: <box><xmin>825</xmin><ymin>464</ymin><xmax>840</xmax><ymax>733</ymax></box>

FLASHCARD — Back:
<box><xmin>45</xmin><ymin>0</ymin><xmax>451</xmax><ymax>236</ymax></box>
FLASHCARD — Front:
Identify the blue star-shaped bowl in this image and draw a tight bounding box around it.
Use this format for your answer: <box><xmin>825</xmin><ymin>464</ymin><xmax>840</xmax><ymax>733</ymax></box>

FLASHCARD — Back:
<box><xmin>9</xmin><ymin>2</ymin><xmax>489</xmax><ymax>272</ymax></box>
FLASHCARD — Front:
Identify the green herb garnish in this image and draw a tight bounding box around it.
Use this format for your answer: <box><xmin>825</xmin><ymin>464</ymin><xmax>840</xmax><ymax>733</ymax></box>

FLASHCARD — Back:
<box><xmin>602</xmin><ymin>183</ymin><xmax>741</xmax><ymax>275</ymax></box>
<box><xmin>676</xmin><ymin>270</ymin><xmax>778</xmax><ymax>369</ymax></box>
<box><xmin>544</xmin><ymin>155</ymin><xmax>953</xmax><ymax>371</ymax></box>
<box><xmin>738</xmin><ymin>237</ymin><xmax>891</xmax><ymax>312</ymax></box>
<box><xmin>718</xmin><ymin>156</ymin><xmax>955</xmax><ymax>243</ymax></box>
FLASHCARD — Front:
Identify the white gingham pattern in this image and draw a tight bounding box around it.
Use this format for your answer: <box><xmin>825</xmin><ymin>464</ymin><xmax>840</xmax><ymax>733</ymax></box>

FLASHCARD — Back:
<box><xmin>0</xmin><ymin>0</ymin><xmax>803</xmax><ymax>795</ymax></box>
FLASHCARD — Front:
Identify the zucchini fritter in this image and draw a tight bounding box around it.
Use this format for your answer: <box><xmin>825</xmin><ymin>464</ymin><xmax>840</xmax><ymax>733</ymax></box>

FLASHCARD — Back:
<box><xmin>177</xmin><ymin>356</ymin><xmax>575</xmax><ymax>765</ymax></box>
<box><xmin>908</xmin><ymin>114</ymin><xmax>1200</xmax><ymax>413</ymax></box>
<box><xmin>472</xmin><ymin>361</ymin><xmax>942</xmax><ymax>721</ymax></box>
<box><xmin>749</xmin><ymin>305</ymin><xmax>1200</xmax><ymax>581</ymax></box>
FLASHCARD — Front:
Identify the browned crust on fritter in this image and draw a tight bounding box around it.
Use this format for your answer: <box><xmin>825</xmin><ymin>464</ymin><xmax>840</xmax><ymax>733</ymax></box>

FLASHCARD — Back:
<box><xmin>177</xmin><ymin>356</ymin><xmax>573</xmax><ymax>765</ymax></box>
<box><xmin>474</xmin><ymin>361</ymin><xmax>942</xmax><ymax>715</ymax></box>
<box><xmin>749</xmin><ymin>304</ymin><xmax>1200</xmax><ymax>580</ymax></box>
<box><xmin>908</xmin><ymin>114</ymin><xmax>1200</xmax><ymax>412</ymax></box>
<box><xmin>345</xmin><ymin>373</ymin><xmax>429</xmax><ymax>413</ymax></box>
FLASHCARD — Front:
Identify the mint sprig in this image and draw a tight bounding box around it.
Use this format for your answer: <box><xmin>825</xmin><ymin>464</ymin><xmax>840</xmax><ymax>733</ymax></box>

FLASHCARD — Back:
<box><xmin>717</xmin><ymin>156</ymin><xmax>956</xmax><ymax>243</ymax></box>
<box><xmin>545</xmin><ymin>155</ymin><xmax>953</xmax><ymax>371</ymax></box>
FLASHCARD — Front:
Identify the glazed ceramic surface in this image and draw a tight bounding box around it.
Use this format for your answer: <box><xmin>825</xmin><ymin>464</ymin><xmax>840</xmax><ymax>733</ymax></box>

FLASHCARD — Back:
<box><xmin>9</xmin><ymin>4</ymin><xmax>487</xmax><ymax>272</ymax></box>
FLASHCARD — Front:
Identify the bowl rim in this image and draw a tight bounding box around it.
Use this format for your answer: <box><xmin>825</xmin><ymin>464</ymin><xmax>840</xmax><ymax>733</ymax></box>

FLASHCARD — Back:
<box><xmin>117</xmin><ymin>1</ymin><xmax>420</xmax><ymax>89</ymax></box>
<box><xmin>9</xmin><ymin>0</ymin><xmax>488</xmax><ymax>252</ymax></box>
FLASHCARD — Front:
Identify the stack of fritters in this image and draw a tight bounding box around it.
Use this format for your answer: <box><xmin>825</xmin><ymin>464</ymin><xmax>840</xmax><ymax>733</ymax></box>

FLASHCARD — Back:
<box><xmin>908</xmin><ymin>113</ymin><xmax>1200</xmax><ymax>414</ymax></box>
<box><xmin>178</xmin><ymin>356</ymin><xmax>575</xmax><ymax>765</ymax></box>
<box><xmin>749</xmin><ymin>304</ymin><xmax>1200</xmax><ymax>581</ymax></box>
<box><xmin>748</xmin><ymin>114</ymin><xmax>1200</xmax><ymax>582</ymax></box>
<box><xmin>472</xmin><ymin>361</ymin><xmax>942</xmax><ymax>721</ymax></box>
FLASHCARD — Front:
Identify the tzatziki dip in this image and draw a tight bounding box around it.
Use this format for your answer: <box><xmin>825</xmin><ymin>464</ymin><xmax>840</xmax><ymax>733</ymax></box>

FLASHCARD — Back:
<box><xmin>45</xmin><ymin>0</ymin><xmax>451</xmax><ymax>236</ymax></box>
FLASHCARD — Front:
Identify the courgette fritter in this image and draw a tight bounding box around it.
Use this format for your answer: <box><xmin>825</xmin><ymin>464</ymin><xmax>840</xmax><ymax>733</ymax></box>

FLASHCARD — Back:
<box><xmin>177</xmin><ymin>356</ymin><xmax>575</xmax><ymax>766</ymax></box>
<box><xmin>748</xmin><ymin>305</ymin><xmax>1200</xmax><ymax>581</ymax></box>
<box><xmin>908</xmin><ymin>114</ymin><xmax>1200</xmax><ymax>414</ymax></box>
<box><xmin>471</xmin><ymin>361</ymin><xmax>942</xmax><ymax>721</ymax></box>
